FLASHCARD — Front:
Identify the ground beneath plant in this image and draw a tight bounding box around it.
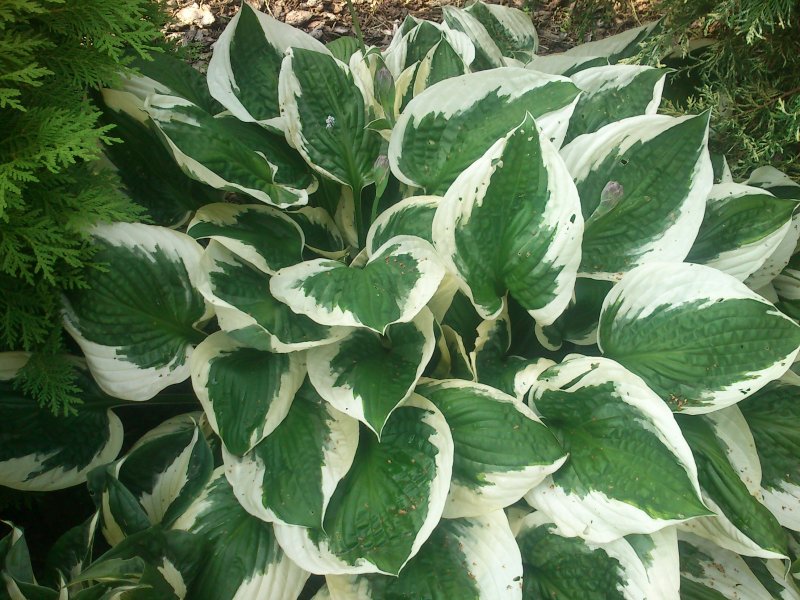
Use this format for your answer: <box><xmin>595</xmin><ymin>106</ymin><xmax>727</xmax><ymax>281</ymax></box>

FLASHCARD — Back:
<box><xmin>163</xmin><ymin>0</ymin><xmax>659</xmax><ymax>70</ymax></box>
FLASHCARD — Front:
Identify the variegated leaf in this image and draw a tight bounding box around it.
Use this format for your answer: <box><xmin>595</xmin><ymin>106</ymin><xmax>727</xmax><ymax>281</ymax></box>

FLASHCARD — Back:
<box><xmin>516</xmin><ymin>512</ymin><xmax>679</xmax><ymax>600</ymax></box>
<box><xmin>560</xmin><ymin>113</ymin><xmax>712</xmax><ymax>279</ymax></box>
<box><xmin>308</xmin><ymin>308</ymin><xmax>435</xmax><ymax>437</ymax></box>
<box><xmin>272</xmin><ymin>396</ymin><xmax>453</xmax><ymax>575</ymax></box>
<box><xmin>598</xmin><ymin>262</ymin><xmax>800</xmax><ymax>413</ymax></box>
<box><xmin>739</xmin><ymin>381</ymin><xmax>800</xmax><ymax>532</ymax></box>
<box><xmin>224</xmin><ymin>380</ymin><xmax>358</xmax><ymax>529</ymax></box>
<box><xmin>389</xmin><ymin>69</ymin><xmax>580</xmax><ymax>194</ymax></box>
<box><xmin>172</xmin><ymin>468</ymin><xmax>310</xmax><ymax>600</ymax></box>
<box><xmin>190</xmin><ymin>331</ymin><xmax>306</xmax><ymax>455</ymax></box>
<box><xmin>145</xmin><ymin>95</ymin><xmax>315</xmax><ymax>207</ymax></box>
<box><xmin>365</xmin><ymin>195</ymin><xmax>439</xmax><ymax>256</ymax></box>
<box><xmin>0</xmin><ymin>362</ymin><xmax>123</xmax><ymax>492</ymax></box>
<box><xmin>207</xmin><ymin>3</ymin><xmax>329</xmax><ymax>125</ymax></box>
<box><xmin>327</xmin><ymin>511</ymin><xmax>523</xmax><ymax>599</ymax></box>
<box><xmin>564</xmin><ymin>65</ymin><xmax>669</xmax><ymax>143</ymax></box>
<box><xmin>417</xmin><ymin>378</ymin><xmax>565</xmax><ymax>518</ymax></box>
<box><xmin>62</xmin><ymin>223</ymin><xmax>211</xmax><ymax>401</ymax></box>
<box><xmin>433</xmin><ymin>112</ymin><xmax>583</xmax><ymax>325</ymax></box>
<box><xmin>526</xmin><ymin>356</ymin><xmax>709</xmax><ymax>543</ymax></box>
<box><xmin>270</xmin><ymin>236</ymin><xmax>445</xmax><ymax>334</ymax></box>
<box><xmin>465</xmin><ymin>2</ymin><xmax>538</xmax><ymax>62</ymax></box>
<box><xmin>279</xmin><ymin>48</ymin><xmax>382</xmax><ymax>191</ymax></box>
<box><xmin>676</xmin><ymin>413</ymin><xmax>789</xmax><ymax>560</ymax></box>
<box><xmin>687</xmin><ymin>183</ymin><xmax>796</xmax><ymax>281</ymax></box>
<box><xmin>187</xmin><ymin>204</ymin><xmax>304</xmax><ymax>275</ymax></box>
<box><xmin>197</xmin><ymin>242</ymin><xmax>351</xmax><ymax>353</ymax></box>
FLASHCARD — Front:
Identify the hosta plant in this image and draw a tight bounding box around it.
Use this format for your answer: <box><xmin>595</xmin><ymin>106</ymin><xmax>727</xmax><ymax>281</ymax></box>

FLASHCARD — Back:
<box><xmin>3</xmin><ymin>3</ymin><xmax>800</xmax><ymax>599</ymax></box>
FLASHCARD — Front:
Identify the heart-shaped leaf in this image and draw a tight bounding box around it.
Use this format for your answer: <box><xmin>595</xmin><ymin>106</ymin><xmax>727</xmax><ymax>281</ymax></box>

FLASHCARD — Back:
<box><xmin>308</xmin><ymin>308</ymin><xmax>436</xmax><ymax>437</ymax></box>
<box><xmin>224</xmin><ymin>380</ymin><xmax>358</xmax><ymax>529</ymax></box>
<box><xmin>270</xmin><ymin>236</ymin><xmax>446</xmax><ymax>334</ymax></box>
<box><xmin>62</xmin><ymin>223</ymin><xmax>211</xmax><ymax>401</ymax></box>
<box><xmin>190</xmin><ymin>331</ymin><xmax>306</xmax><ymax>455</ymax></box>
<box><xmin>433</xmin><ymin>112</ymin><xmax>583</xmax><ymax>325</ymax></box>
<box><xmin>273</xmin><ymin>396</ymin><xmax>453</xmax><ymax>575</ymax></box>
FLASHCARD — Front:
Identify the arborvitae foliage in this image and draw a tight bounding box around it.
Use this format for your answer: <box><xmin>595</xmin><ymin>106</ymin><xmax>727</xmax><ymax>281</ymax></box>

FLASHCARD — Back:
<box><xmin>0</xmin><ymin>1</ymin><xmax>168</xmax><ymax>413</ymax></box>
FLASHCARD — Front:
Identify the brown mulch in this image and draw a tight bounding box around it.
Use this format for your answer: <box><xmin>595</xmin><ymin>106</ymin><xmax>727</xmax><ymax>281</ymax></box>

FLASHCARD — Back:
<box><xmin>164</xmin><ymin>0</ymin><xmax>660</xmax><ymax>71</ymax></box>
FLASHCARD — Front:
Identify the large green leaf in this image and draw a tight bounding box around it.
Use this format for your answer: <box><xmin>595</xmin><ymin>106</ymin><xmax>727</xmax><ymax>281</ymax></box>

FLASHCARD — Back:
<box><xmin>686</xmin><ymin>183</ymin><xmax>797</xmax><ymax>281</ymax></box>
<box><xmin>389</xmin><ymin>68</ymin><xmax>580</xmax><ymax>194</ymax></box>
<box><xmin>115</xmin><ymin>415</ymin><xmax>214</xmax><ymax>529</ymax></box>
<box><xmin>190</xmin><ymin>332</ymin><xmax>306</xmax><ymax>455</ymax></box>
<box><xmin>598</xmin><ymin>262</ymin><xmax>800</xmax><ymax>413</ymax></box>
<box><xmin>679</xmin><ymin>532</ymin><xmax>797</xmax><ymax>599</ymax></box>
<box><xmin>224</xmin><ymin>380</ymin><xmax>358</xmax><ymax>529</ymax></box>
<box><xmin>308</xmin><ymin>308</ymin><xmax>435</xmax><ymax>437</ymax></box>
<box><xmin>187</xmin><ymin>203</ymin><xmax>304</xmax><ymax>275</ymax></box>
<box><xmin>62</xmin><ymin>223</ymin><xmax>211</xmax><ymax>401</ymax></box>
<box><xmin>676</xmin><ymin>413</ymin><xmax>789</xmax><ymax>560</ymax></box>
<box><xmin>739</xmin><ymin>381</ymin><xmax>800</xmax><ymax>532</ymax></box>
<box><xmin>465</xmin><ymin>2</ymin><xmax>539</xmax><ymax>62</ymax></box>
<box><xmin>270</xmin><ymin>236</ymin><xmax>445</xmax><ymax>334</ymax></box>
<box><xmin>517</xmin><ymin>512</ymin><xmax>678</xmax><ymax>600</ymax></box>
<box><xmin>272</xmin><ymin>396</ymin><xmax>453</xmax><ymax>575</ymax></box>
<box><xmin>440</xmin><ymin>6</ymin><xmax>505</xmax><ymax>71</ymax></box>
<box><xmin>327</xmin><ymin>511</ymin><xmax>523</xmax><ymax>599</ymax></box>
<box><xmin>433</xmin><ymin>112</ymin><xmax>583</xmax><ymax>325</ymax></box>
<box><xmin>417</xmin><ymin>378</ymin><xmax>565</xmax><ymax>518</ymax></box>
<box><xmin>279</xmin><ymin>48</ymin><xmax>382</xmax><ymax>191</ymax></box>
<box><xmin>560</xmin><ymin>113</ymin><xmax>712</xmax><ymax>279</ymax></box>
<box><xmin>197</xmin><ymin>242</ymin><xmax>351</xmax><ymax>353</ymax></box>
<box><xmin>526</xmin><ymin>356</ymin><xmax>709</xmax><ymax>543</ymax></box>
<box><xmin>172</xmin><ymin>469</ymin><xmax>309</xmax><ymax>600</ymax></box>
<box><xmin>207</xmin><ymin>3</ymin><xmax>329</xmax><ymax>125</ymax></box>
<box><xmin>564</xmin><ymin>65</ymin><xmax>669</xmax><ymax>144</ymax></box>
<box><xmin>0</xmin><ymin>358</ymin><xmax>122</xmax><ymax>492</ymax></box>
<box><xmin>145</xmin><ymin>96</ymin><xmax>315</xmax><ymax>208</ymax></box>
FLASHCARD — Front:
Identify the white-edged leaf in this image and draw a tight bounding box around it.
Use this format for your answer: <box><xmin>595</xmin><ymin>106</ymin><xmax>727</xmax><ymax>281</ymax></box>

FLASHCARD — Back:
<box><xmin>279</xmin><ymin>48</ymin><xmax>382</xmax><ymax>191</ymax></box>
<box><xmin>270</xmin><ymin>236</ymin><xmax>446</xmax><ymax>334</ymax></box>
<box><xmin>272</xmin><ymin>395</ymin><xmax>453</xmax><ymax>576</ymax></box>
<box><xmin>223</xmin><ymin>379</ymin><xmax>358</xmax><ymax>529</ymax></box>
<box><xmin>417</xmin><ymin>378</ymin><xmax>565</xmax><ymax>518</ymax></box>
<box><xmin>389</xmin><ymin>68</ymin><xmax>580</xmax><ymax>194</ymax></box>
<box><xmin>187</xmin><ymin>203</ymin><xmax>304</xmax><ymax>275</ymax></box>
<box><xmin>365</xmin><ymin>195</ymin><xmax>439</xmax><ymax>256</ymax></box>
<box><xmin>676</xmin><ymin>412</ymin><xmax>789</xmax><ymax>560</ymax></box>
<box><xmin>598</xmin><ymin>262</ymin><xmax>800</xmax><ymax>413</ymax></box>
<box><xmin>308</xmin><ymin>308</ymin><xmax>435</xmax><ymax>437</ymax></box>
<box><xmin>62</xmin><ymin>223</ymin><xmax>211</xmax><ymax>402</ymax></box>
<box><xmin>560</xmin><ymin>113</ymin><xmax>713</xmax><ymax>279</ymax></box>
<box><xmin>144</xmin><ymin>95</ymin><xmax>314</xmax><ymax>207</ymax></box>
<box><xmin>190</xmin><ymin>331</ymin><xmax>306</xmax><ymax>455</ymax></box>
<box><xmin>172</xmin><ymin>468</ymin><xmax>310</xmax><ymax>600</ymax></box>
<box><xmin>564</xmin><ymin>64</ymin><xmax>669</xmax><ymax>143</ymax></box>
<box><xmin>687</xmin><ymin>183</ymin><xmax>797</xmax><ymax>281</ymax></box>
<box><xmin>0</xmin><ymin>370</ymin><xmax>123</xmax><ymax>492</ymax></box>
<box><xmin>207</xmin><ymin>3</ymin><xmax>330</xmax><ymax>125</ymax></box>
<box><xmin>739</xmin><ymin>381</ymin><xmax>800</xmax><ymax>532</ymax></box>
<box><xmin>465</xmin><ymin>2</ymin><xmax>539</xmax><ymax>62</ymax></box>
<box><xmin>327</xmin><ymin>510</ymin><xmax>523</xmax><ymax>599</ymax></box>
<box><xmin>526</xmin><ymin>356</ymin><xmax>709</xmax><ymax>543</ymax></box>
<box><xmin>197</xmin><ymin>242</ymin><xmax>352</xmax><ymax>353</ymax></box>
<box><xmin>516</xmin><ymin>512</ymin><xmax>678</xmax><ymax>600</ymax></box>
<box><xmin>433</xmin><ymin>112</ymin><xmax>583</xmax><ymax>325</ymax></box>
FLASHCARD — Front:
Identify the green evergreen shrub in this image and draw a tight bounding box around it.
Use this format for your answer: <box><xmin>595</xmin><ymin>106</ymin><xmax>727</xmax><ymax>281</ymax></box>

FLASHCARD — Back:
<box><xmin>0</xmin><ymin>0</ymin><xmax>169</xmax><ymax>413</ymax></box>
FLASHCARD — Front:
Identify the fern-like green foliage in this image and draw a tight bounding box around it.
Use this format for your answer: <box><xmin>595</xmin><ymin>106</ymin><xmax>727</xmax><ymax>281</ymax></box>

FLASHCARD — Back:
<box><xmin>0</xmin><ymin>0</ymin><xmax>168</xmax><ymax>413</ymax></box>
